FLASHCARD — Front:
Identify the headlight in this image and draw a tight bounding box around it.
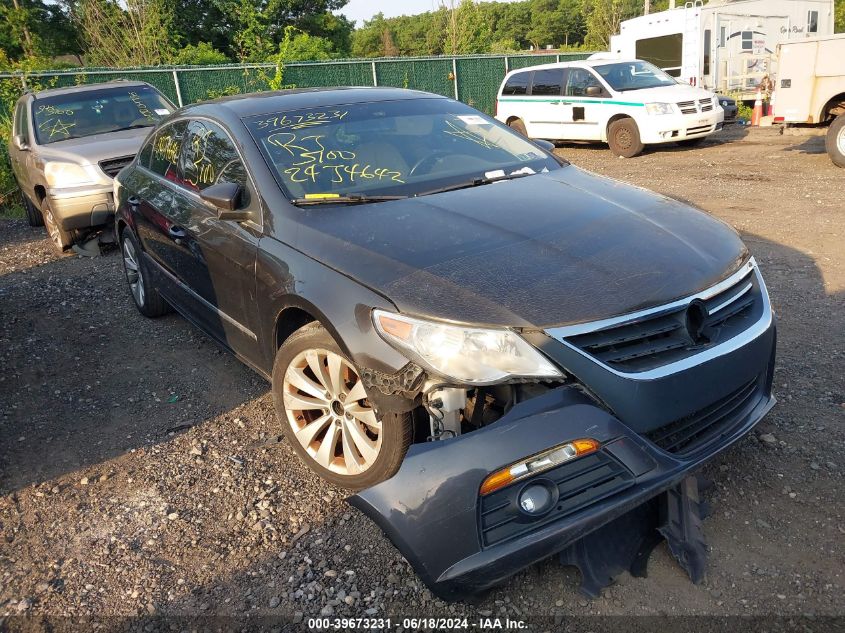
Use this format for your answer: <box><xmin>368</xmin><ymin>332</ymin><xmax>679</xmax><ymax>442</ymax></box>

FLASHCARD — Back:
<box><xmin>645</xmin><ymin>102</ymin><xmax>675</xmax><ymax>115</ymax></box>
<box><xmin>720</xmin><ymin>100</ymin><xmax>729</xmax><ymax>107</ymax></box>
<box><xmin>373</xmin><ymin>310</ymin><xmax>563</xmax><ymax>385</ymax></box>
<box><xmin>44</xmin><ymin>161</ymin><xmax>96</xmax><ymax>187</ymax></box>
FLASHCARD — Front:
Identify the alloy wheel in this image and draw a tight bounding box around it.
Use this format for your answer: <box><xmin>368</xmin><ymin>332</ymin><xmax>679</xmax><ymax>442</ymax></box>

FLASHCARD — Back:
<box><xmin>42</xmin><ymin>205</ymin><xmax>62</xmax><ymax>249</ymax></box>
<box><xmin>122</xmin><ymin>238</ymin><xmax>145</xmax><ymax>306</ymax></box>
<box><xmin>838</xmin><ymin>126</ymin><xmax>845</xmax><ymax>156</ymax></box>
<box><xmin>283</xmin><ymin>349</ymin><xmax>382</xmax><ymax>475</ymax></box>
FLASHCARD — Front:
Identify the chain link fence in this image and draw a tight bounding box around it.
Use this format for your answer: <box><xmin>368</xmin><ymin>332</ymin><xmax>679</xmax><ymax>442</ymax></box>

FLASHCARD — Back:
<box><xmin>1</xmin><ymin>52</ymin><xmax>593</xmax><ymax>118</ymax></box>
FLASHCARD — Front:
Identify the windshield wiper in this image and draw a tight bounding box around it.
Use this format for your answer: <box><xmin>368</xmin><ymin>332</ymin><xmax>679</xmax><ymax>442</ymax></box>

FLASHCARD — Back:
<box><xmin>120</xmin><ymin>123</ymin><xmax>156</xmax><ymax>130</ymax></box>
<box><xmin>417</xmin><ymin>172</ymin><xmax>532</xmax><ymax>197</ymax></box>
<box><xmin>290</xmin><ymin>194</ymin><xmax>408</xmax><ymax>206</ymax></box>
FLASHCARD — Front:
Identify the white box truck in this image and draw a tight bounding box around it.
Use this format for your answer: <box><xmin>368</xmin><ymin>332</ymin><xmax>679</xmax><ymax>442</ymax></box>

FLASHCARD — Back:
<box><xmin>774</xmin><ymin>33</ymin><xmax>845</xmax><ymax>167</ymax></box>
<box><xmin>610</xmin><ymin>0</ymin><xmax>835</xmax><ymax>100</ymax></box>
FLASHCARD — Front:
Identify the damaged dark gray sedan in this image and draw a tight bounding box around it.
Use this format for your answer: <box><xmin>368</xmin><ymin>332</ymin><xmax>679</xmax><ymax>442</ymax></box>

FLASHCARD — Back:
<box><xmin>114</xmin><ymin>87</ymin><xmax>776</xmax><ymax>600</ymax></box>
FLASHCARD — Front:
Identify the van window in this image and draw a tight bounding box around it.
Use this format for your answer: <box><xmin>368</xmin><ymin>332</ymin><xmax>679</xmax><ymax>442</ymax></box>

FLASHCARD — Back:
<box><xmin>635</xmin><ymin>33</ymin><xmax>683</xmax><ymax>77</ymax></box>
<box><xmin>719</xmin><ymin>26</ymin><xmax>727</xmax><ymax>47</ymax></box>
<box><xmin>502</xmin><ymin>72</ymin><xmax>529</xmax><ymax>95</ymax></box>
<box><xmin>741</xmin><ymin>31</ymin><xmax>753</xmax><ymax>51</ymax></box>
<box><xmin>566</xmin><ymin>68</ymin><xmax>603</xmax><ymax>97</ymax></box>
<box><xmin>807</xmin><ymin>10</ymin><xmax>818</xmax><ymax>33</ymax></box>
<box><xmin>530</xmin><ymin>69</ymin><xmax>564</xmax><ymax>96</ymax></box>
<box><xmin>703</xmin><ymin>30</ymin><xmax>711</xmax><ymax>75</ymax></box>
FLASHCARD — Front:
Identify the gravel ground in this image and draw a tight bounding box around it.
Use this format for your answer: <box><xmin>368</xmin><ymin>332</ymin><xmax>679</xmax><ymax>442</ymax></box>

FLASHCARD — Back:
<box><xmin>0</xmin><ymin>126</ymin><xmax>843</xmax><ymax>626</ymax></box>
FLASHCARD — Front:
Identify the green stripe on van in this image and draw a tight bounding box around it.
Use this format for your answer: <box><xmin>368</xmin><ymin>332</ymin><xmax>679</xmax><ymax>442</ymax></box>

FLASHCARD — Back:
<box><xmin>499</xmin><ymin>97</ymin><xmax>645</xmax><ymax>107</ymax></box>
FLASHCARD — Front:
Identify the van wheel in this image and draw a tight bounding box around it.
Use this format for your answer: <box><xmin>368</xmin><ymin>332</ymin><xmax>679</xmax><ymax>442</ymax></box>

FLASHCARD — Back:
<box><xmin>41</xmin><ymin>199</ymin><xmax>73</xmax><ymax>252</ymax></box>
<box><xmin>272</xmin><ymin>323</ymin><xmax>412</xmax><ymax>490</ymax></box>
<box><xmin>23</xmin><ymin>194</ymin><xmax>44</xmax><ymax>227</ymax></box>
<box><xmin>608</xmin><ymin>118</ymin><xmax>644</xmax><ymax>158</ymax></box>
<box><xmin>508</xmin><ymin>118</ymin><xmax>528</xmax><ymax>136</ymax></box>
<box><xmin>825</xmin><ymin>114</ymin><xmax>845</xmax><ymax>168</ymax></box>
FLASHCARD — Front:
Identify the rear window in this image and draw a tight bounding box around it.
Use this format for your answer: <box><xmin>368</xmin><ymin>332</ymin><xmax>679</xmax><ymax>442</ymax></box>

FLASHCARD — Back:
<box><xmin>32</xmin><ymin>85</ymin><xmax>174</xmax><ymax>145</ymax></box>
<box><xmin>530</xmin><ymin>69</ymin><xmax>564</xmax><ymax>96</ymax></box>
<box><xmin>502</xmin><ymin>72</ymin><xmax>529</xmax><ymax>96</ymax></box>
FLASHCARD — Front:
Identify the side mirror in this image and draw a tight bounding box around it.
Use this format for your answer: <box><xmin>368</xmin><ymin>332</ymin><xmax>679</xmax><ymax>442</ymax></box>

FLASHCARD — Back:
<box><xmin>532</xmin><ymin>139</ymin><xmax>555</xmax><ymax>152</ymax></box>
<box><xmin>200</xmin><ymin>182</ymin><xmax>253</xmax><ymax>222</ymax></box>
<box><xmin>585</xmin><ymin>86</ymin><xmax>603</xmax><ymax>97</ymax></box>
<box><xmin>13</xmin><ymin>135</ymin><xmax>29</xmax><ymax>151</ymax></box>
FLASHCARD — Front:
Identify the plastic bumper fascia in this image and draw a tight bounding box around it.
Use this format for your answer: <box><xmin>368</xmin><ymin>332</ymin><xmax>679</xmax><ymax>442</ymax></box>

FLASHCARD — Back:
<box><xmin>350</xmin><ymin>384</ymin><xmax>775</xmax><ymax>600</ymax></box>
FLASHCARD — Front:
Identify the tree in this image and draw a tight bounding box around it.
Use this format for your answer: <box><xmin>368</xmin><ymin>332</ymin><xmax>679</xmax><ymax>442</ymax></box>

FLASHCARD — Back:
<box><xmin>173</xmin><ymin>41</ymin><xmax>230</xmax><ymax>65</ymax></box>
<box><xmin>836</xmin><ymin>0</ymin><xmax>845</xmax><ymax>33</ymax></box>
<box><xmin>282</xmin><ymin>32</ymin><xmax>335</xmax><ymax>61</ymax></box>
<box><xmin>455</xmin><ymin>0</ymin><xmax>492</xmax><ymax>53</ymax></box>
<box><xmin>583</xmin><ymin>0</ymin><xmax>640</xmax><ymax>49</ymax></box>
<box><xmin>0</xmin><ymin>0</ymin><xmax>80</xmax><ymax>63</ymax></box>
<box><xmin>74</xmin><ymin>0</ymin><xmax>178</xmax><ymax>66</ymax></box>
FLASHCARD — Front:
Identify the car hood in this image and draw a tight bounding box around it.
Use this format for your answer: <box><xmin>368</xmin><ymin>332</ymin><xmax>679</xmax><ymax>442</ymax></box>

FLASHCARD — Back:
<box><xmin>618</xmin><ymin>84</ymin><xmax>715</xmax><ymax>104</ymax></box>
<box><xmin>37</xmin><ymin>127</ymin><xmax>150</xmax><ymax>166</ymax></box>
<box><xmin>289</xmin><ymin>166</ymin><xmax>747</xmax><ymax>328</ymax></box>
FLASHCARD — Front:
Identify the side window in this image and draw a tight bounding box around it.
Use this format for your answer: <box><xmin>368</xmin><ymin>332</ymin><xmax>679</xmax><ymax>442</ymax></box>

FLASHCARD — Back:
<box><xmin>807</xmin><ymin>10</ymin><xmax>818</xmax><ymax>33</ymax></box>
<box><xmin>530</xmin><ymin>69</ymin><xmax>564</xmax><ymax>96</ymax></box>
<box><xmin>180</xmin><ymin>119</ymin><xmax>251</xmax><ymax>207</ymax></box>
<box><xmin>149</xmin><ymin>120</ymin><xmax>187</xmax><ymax>181</ymax></box>
<box><xmin>566</xmin><ymin>68</ymin><xmax>604</xmax><ymax>97</ymax></box>
<box><xmin>137</xmin><ymin>134</ymin><xmax>155</xmax><ymax>169</ymax></box>
<box><xmin>502</xmin><ymin>72</ymin><xmax>529</xmax><ymax>96</ymax></box>
<box><xmin>14</xmin><ymin>101</ymin><xmax>29</xmax><ymax>142</ymax></box>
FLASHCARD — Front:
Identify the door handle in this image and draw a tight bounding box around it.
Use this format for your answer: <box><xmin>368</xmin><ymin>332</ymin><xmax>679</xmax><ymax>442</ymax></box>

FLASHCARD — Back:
<box><xmin>168</xmin><ymin>225</ymin><xmax>186</xmax><ymax>238</ymax></box>
<box><xmin>128</xmin><ymin>196</ymin><xmax>140</xmax><ymax>206</ymax></box>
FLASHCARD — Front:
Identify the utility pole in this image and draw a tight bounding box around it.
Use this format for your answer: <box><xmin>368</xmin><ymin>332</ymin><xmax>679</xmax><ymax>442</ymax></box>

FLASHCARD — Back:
<box><xmin>644</xmin><ymin>0</ymin><xmax>650</xmax><ymax>15</ymax></box>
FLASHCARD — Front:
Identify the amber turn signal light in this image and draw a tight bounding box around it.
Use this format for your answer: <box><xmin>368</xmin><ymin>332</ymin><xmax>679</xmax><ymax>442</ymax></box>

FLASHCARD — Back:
<box><xmin>480</xmin><ymin>439</ymin><xmax>600</xmax><ymax>496</ymax></box>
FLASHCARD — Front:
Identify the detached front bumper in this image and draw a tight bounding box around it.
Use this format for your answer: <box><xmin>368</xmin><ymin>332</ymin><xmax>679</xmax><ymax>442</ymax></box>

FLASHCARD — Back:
<box><xmin>48</xmin><ymin>185</ymin><xmax>114</xmax><ymax>230</ymax></box>
<box><xmin>351</xmin><ymin>366</ymin><xmax>774</xmax><ymax>600</ymax></box>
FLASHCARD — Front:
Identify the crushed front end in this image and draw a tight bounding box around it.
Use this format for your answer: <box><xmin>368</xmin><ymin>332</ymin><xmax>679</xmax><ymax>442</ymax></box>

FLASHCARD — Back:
<box><xmin>351</xmin><ymin>258</ymin><xmax>776</xmax><ymax>600</ymax></box>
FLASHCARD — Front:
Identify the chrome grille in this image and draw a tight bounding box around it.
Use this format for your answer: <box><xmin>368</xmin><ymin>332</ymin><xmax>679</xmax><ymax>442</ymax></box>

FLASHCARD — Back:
<box><xmin>561</xmin><ymin>262</ymin><xmax>762</xmax><ymax>373</ymax></box>
<box><xmin>686</xmin><ymin>124</ymin><xmax>712</xmax><ymax>135</ymax></box>
<box><xmin>677</xmin><ymin>100</ymin><xmax>697</xmax><ymax>114</ymax></box>
<box><xmin>99</xmin><ymin>155</ymin><xmax>134</xmax><ymax>179</ymax></box>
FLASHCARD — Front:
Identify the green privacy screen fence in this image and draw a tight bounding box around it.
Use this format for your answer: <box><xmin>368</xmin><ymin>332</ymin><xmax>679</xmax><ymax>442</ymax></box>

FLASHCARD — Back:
<box><xmin>1</xmin><ymin>52</ymin><xmax>592</xmax><ymax>118</ymax></box>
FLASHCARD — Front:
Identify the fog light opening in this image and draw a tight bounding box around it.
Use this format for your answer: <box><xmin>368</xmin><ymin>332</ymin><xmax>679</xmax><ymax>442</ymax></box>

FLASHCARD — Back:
<box><xmin>518</xmin><ymin>482</ymin><xmax>555</xmax><ymax>516</ymax></box>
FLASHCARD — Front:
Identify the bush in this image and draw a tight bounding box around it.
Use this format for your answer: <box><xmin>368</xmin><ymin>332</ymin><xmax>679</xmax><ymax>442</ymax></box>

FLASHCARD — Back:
<box><xmin>173</xmin><ymin>42</ymin><xmax>230</xmax><ymax>66</ymax></box>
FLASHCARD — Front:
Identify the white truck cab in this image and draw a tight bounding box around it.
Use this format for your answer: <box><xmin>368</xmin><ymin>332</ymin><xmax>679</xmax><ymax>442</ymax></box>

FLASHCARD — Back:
<box><xmin>495</xmin><ymin>59</ymin><xmax>724</xmax><ymax>157</ymax></box>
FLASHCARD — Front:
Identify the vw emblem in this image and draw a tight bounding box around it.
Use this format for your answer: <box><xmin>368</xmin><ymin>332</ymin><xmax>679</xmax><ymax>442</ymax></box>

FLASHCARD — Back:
<box><xmin>685</xmin><ymin>299</ymin><xmax>709</xmax><ymax>344</ymax></box>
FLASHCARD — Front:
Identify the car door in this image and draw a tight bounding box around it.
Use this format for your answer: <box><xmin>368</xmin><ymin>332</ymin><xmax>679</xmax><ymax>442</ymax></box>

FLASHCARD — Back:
<box><xmin>133</xmin><ymin>120</ymin><xmax>186</xmax><ymax>281</ymax></box>
<box><xmin>525</xmin><ymin>68</ymin><xmax>566</xmax><ymax>139</ymax></box>
<box><xmin>559</xmin><ymin>68</ymin><xmax>611</xmax><ymax>141</ymax></box>
<box><xmin>167</xmin><ymin>118</ymin><xmax>262</xmax><ymax>362</ymax></box>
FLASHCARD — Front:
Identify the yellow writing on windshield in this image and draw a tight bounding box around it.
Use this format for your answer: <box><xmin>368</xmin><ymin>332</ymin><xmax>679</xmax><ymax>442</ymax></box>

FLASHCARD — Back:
<box><xmin>443</xmin><ymin>119</ymin><xmax>497</xmax><ymax>149</ymax></box>
<box><xmin>254</xmin><ymin>110</ymin><xmax>348</xmax><ymax>131</ymax></box>
<box><xmin>37</xmin><ymin>105</ymin><xmax>74</xmax><ymax>117</ymax></box>
<box><xmin>184</xmin><ymin>127</ymin><xmax>216</xmax><ymax>187</ymax></box>
<box><xmin>128</xmin><ymin>91</ymin><xmax>157</xmax><ymax>122</ymax></box>
<box><xmin>39</xmin><ymin>117</ymin><xmax>76</xmax><ymax>139</ymax></box>
<box><xmin>267</xmin><ymin>131</ymin><xmax>405</xmax><ymax>186</ymax></box>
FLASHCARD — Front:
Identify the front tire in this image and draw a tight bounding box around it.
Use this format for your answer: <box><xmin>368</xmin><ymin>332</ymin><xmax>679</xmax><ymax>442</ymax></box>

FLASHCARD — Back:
<box><xmin>607</xmin><ymin>118</ymin><xmax>644</xmax><ymax>158</ymax></box>
<box><xmin>272</xmin><ymin>323</ymin><xmax>411</xmax><ymax>490</ymax></box>
<box><xmin>120</xmin><ymin>227</ymin><xmax>171</xmax><ymax>317</ymax></box>
<box><xmin>825</xmin><ymin>114</ymin><xmax>845</xmax><ymax>168</ymax></box>
<box><xmin>22</xmin><ymin>193</ymin><xmax>44</xmax><ymax>227</ymax></box>
<box><xmin>41</xmin><ymin>199</ymin><xmax>73</xmax><ymax>251</ymax></box>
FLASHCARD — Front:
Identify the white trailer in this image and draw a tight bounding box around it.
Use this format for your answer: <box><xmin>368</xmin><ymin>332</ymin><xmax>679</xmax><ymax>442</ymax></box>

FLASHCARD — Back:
<box><xmin>609</xmin><ymin>0</ymin><xmax>835</xmax><ymax>100</ymax></box>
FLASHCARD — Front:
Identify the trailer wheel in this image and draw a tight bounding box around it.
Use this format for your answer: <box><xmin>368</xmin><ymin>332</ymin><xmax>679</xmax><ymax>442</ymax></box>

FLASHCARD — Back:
<box><xmin>825</xmin><ymin>114</ymin><xmax>845</xmax><ymax>168</ymax></box>
<box><xmin>608</xmin><ymin>118</ymin><xmax>644</xmax><ymax>158</ymax></box>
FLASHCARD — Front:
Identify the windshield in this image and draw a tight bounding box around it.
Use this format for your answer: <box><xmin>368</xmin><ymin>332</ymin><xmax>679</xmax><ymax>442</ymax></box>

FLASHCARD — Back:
<box><xmin>32</xmin><ymin>85</ymin><xmax>174</xmax><ymax>145</ymax></box>
<box><xmin>593</xmin><ymin>61</ymin><xmax>677</xmax><ymax>92</ymax></box>
<box><xmin>243</xmin><ymin>98</ymin><xmax>563</xmax><ymax>201</ymax></box>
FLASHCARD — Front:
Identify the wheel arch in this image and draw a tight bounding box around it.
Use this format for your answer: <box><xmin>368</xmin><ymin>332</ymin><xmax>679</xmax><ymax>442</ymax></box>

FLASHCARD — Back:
<box><xmin>820</xmin><ymin>92</ymin><xmax>845</xmax><ymax>123</ymax></box>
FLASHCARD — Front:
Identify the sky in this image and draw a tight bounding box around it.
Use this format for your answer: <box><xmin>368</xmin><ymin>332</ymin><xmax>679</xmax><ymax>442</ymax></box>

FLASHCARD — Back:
<box><xmin>338</xmin><ymin>0</ymin><xmax>521</xmax><ymax>26</ymax></box>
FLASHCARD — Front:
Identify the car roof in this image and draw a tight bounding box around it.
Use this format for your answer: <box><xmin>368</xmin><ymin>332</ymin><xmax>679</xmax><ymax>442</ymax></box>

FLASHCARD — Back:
<box><xmin>182</xmin><ymin>87</ymin><xmax>445</xmax><ymax>120</ymax></box>
<box><xmin>30</xmin><ymin>79</ymin><xmax>154</xmax><ymax>99</ymax></box>
<box><xmin>505</xmin><ymin>58</ymin><xmax>640</xmax><ymax>75</ymax></box>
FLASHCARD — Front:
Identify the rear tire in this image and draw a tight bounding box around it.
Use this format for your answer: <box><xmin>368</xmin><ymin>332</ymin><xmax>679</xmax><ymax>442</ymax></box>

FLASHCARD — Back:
<box><xmin>825</xmin><ymin>114</ymin><xmax>845</xmax><ymax>168</ymax></box>
<box><xmin>272</xmin><ymin>323</ymin><xmax>412</xmax><ymax>490</ymax></box>
<box><xmin>607</xmin><ymin>118</ymin><xmax>644</xmax><ymax>158</ymax></box>
<box><xmin>40</xmin><ymin>199</ymin><xmax>73</xmax><ymax>252</ymax></box>
<box><xmin>120</xmin><ymin>227</ymin><xmax>172</xmax><ymax>317</ymax></box>
<box><xmin>508</xmin><ymin>118</ymin><xmax>528</xmax><ymax>136</ymax></box>
<box><xmin>22</xmin><ymin>193</ymin><xmax>44</xmax><ymax>227</ymax></box>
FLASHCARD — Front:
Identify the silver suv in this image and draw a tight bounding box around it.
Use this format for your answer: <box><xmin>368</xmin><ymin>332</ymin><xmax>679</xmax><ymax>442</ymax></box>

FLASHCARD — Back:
<box><xmin>8</xmin><ymin>80</ymin><xmax>175</xmax><ymax>251</ymax></box>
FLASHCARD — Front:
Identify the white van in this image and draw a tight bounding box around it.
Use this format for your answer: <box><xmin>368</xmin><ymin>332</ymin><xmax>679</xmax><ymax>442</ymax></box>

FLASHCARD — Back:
<box><xmin>495</xmin><ymin>59</ymin><xmax>724</xmax><ymax>157</ymax></box>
